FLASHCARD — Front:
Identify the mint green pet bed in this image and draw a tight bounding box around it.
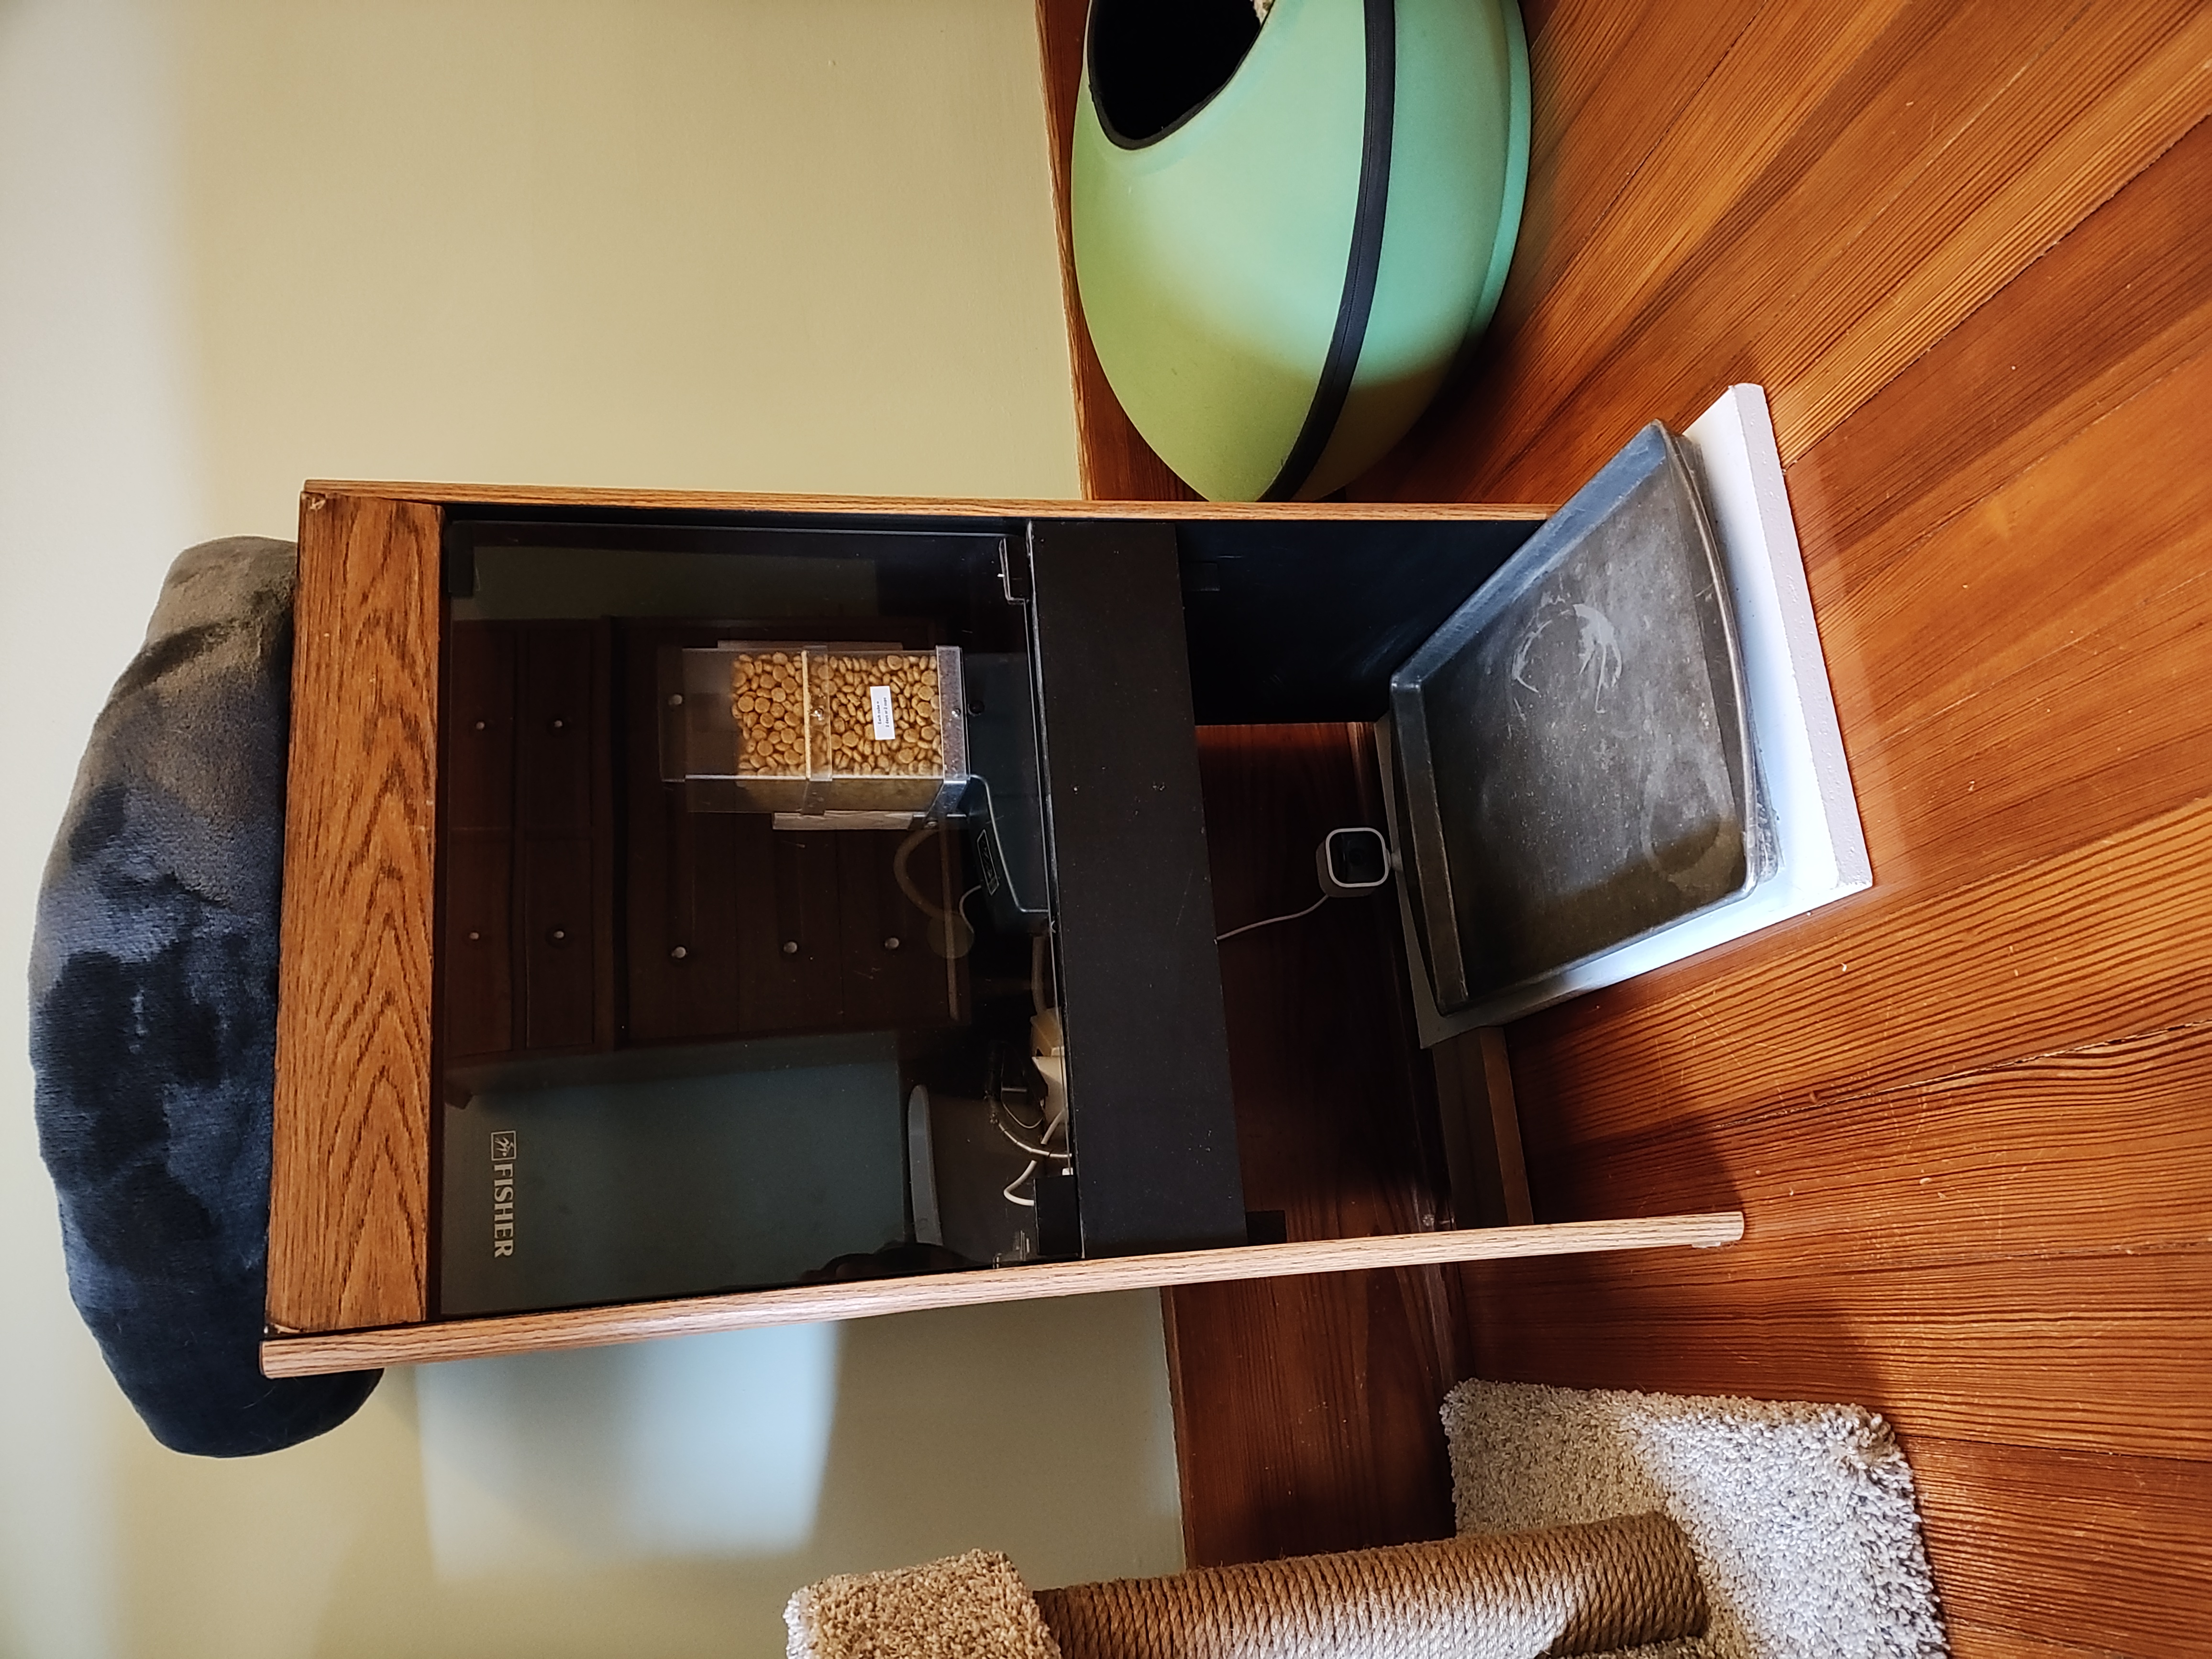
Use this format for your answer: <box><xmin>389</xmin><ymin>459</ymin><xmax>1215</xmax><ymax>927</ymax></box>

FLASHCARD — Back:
<box><xmin>1073</xmin><ymin>0</ymin><xmax>1529</xmax><ymax>501</ymax></box>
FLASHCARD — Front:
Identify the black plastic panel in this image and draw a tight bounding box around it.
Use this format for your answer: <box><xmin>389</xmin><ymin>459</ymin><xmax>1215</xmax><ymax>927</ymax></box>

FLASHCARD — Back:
<box><xmin>1027</xmin><ymin>519</ymin><xmax>1247</xmax><ymax>1255</ymax></box>
<box><xmin>1177</xmin><ymin>517</ymin><xmax>1538</xmax><ymax>725</ymax></box>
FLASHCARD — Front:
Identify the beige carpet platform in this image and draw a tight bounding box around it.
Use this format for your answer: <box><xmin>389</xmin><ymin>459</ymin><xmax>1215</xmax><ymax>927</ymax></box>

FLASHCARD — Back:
<box><xmin>1446</xmin><ymin>1380</ymin><xmax>1948</xmax><ymax>1659</ymax></box>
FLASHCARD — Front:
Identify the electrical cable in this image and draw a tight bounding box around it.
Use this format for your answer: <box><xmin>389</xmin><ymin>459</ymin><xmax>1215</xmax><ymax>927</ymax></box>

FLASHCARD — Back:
<box><xmin>1002</xmin><ymin>1161</ymin><xmax>1039</xmax><ymax>1207</ymax></box>
<box><xmin>994</xmin><ymin>1120</ymin><xmax>1072</xmax><ymax>1161</ymax></box>
<box><xmin>989</xmin><ymin>1074</ymin><xmax>1068</xmax><ymax>1160</ymax></box>
<box><xmin>894</xmin><ymin>820</ymin><xmax>975</xmax><ymax>957</ymax></box>
<box><xmin>1215</xmin><ymin>892</ymin><xmax>1329</xmax><ymax>943</ymax></box>
<box><xmin>892</xmin><ymin>822</ymin><xmax>943</xmax><ymax>917</ymax></box>
<box><xmin>994</xmin><ymin>1087</ymin><xmax>1045</xmax><ymax>1132</ymax></box>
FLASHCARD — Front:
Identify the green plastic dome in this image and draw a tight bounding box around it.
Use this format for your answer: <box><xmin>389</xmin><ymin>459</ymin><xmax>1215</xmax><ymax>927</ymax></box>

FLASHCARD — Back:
<box><xmin>1073</xmin><ymin>0</ymin><xmax>1529</xmax><ymax>502</ymax></box>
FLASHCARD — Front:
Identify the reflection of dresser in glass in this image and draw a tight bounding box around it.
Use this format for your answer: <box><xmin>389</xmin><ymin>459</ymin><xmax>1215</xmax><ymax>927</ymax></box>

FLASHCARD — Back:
<box><xmin>434</xmin><ymin>612</ymin><xmax>985</xmax><ymax>1322</ymax></box>
<box><xmin>438</xmin><ymin>618</ymin><xmax>965</xmax><ymax>1067</ymax></box>
<box><xmin>259</xmin><ymin>484</ymin><xmax>1744</xmax><ymax>1379</ymax></box>
<box><xmin>439</xmin><ymin>620</ymin><xmax>616</xmax><ymax>1064</ymax></box>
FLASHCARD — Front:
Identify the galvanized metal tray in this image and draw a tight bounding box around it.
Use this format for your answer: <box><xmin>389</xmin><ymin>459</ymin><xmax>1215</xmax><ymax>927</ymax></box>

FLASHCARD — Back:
<box><xmin>1388</xmin><ymin>422</ymin><xmax>1769</xmax><ymax>1014</ymax></box>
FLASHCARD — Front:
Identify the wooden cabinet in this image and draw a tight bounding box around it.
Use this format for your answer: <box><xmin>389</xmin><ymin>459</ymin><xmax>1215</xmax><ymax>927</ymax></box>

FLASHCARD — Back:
<box><xmin>261</xmin><ymin>484</ymin><xmax>1740</xmax><ymax>1375</ymax></box>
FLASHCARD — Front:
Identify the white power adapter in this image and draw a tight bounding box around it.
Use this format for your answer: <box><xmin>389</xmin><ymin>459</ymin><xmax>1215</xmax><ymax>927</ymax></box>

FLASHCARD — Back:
<box><xmin>1316</xmin><ymin>825</ymin><xmax>1393</xmax><ymax>897</ymax></box>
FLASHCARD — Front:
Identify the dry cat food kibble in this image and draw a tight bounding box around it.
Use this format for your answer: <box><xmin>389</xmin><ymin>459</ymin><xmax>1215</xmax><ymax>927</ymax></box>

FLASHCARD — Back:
<box><xmin>729</xmin><ymin>652</ymin><xmax>811</xmax><ymax>775</ymax></box>
<box><xmin>678</xmin><ymin>640</ymin><xmax>964</xmax><ymax>816</ymax></box>
<box><xmin>726</xmin><ymin>648</ymin><xmax>945</xmax><ymax>779</ymax></box>
<box><xmin>815</xmin><ymin>652</ymin><xmax>944</xmax><ymax>777</ymax></box>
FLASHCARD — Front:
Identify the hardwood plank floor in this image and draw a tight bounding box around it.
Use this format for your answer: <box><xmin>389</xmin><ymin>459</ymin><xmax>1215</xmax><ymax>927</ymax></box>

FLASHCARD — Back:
<box><xmin>1034</xmin><ymin>1</ymin><xmax>2212</xmax><ymax>1646</ymax></box>
<box><xmin>1939</xmin><ymin>1629</ymin><xmax>2134</xmax><ymax>1659</ymax></box>
<box><xmin>1908</xmin><ymin>1438</ymin><xmax>2212</xmax><ymax>1655</ymax></box>
<box><xmin>1771</xmin><ymin>2</ymin><xmax>2212</xmax><ymax>453</ymax></box>
<box><xmin>1371</xmin><ymin>0</ymin><xmax>2211</xmax><ymax>502</ymax></box>
<box><xmin>1374</xmin><ymin>3</ymin><xmax>2212</xmax><ymax>1650</ymax></box>
<box><xmin>1786</xmin><ymin>114</ymin><xmax>2212</xmax><ymax>586</ymax></box>
<box><xmin>1523</xmin><ymin>1019</ymin><xmax>2212</xmax><ymax>1272</ymax></box>
<box><xmin>1500</xmin><ymin>0</ymin><xmax>1767</xmax><ymax>345</ymax></box>
<box><xmin>1455</xmin><ymin>1248</ymin><xmax>2212</xmax><ymax>1459</ymax></box>
<box><xmin>1511</xmin><ymin>790</ymin><xmax>2212</xmax><ymax>1143</ymax></box>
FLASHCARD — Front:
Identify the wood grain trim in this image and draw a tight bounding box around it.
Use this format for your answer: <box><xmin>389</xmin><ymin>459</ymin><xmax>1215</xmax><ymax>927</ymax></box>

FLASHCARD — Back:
<box><xmin>266</xmin><ymin>493</ymin><xmax>443</xmax><ymax>1332</ymax></box>
<box><xmin>298</xmin><ymin>480</ymin><xmax>1551</xmax><ymax>521</ymax></box>
<box><xmin>260</xmin><ymin>1212</ymin><xmax>1742</xmax><ymax>1375</ymax></box>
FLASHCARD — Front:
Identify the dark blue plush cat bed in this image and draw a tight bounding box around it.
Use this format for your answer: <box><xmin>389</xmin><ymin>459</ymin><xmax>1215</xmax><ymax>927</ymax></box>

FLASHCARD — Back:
<box><xmin>29</xmin><ymin>538</ymin><xmax>380</xmax><ymax>1456</ymax></box>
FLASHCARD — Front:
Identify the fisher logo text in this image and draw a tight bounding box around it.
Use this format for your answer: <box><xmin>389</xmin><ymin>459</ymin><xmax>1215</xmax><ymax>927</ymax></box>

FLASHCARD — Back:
<box><xmin>491</xmin><ymin>1132</ymin><xmax>518</xmax><ymax>1257</ymax></box>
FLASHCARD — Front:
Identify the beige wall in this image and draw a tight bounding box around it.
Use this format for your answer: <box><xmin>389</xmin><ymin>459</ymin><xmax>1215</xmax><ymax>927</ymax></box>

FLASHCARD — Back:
<box><xmin>0</xmin><ymin>5</ymin><xmax>1179</xmax><ymax>1657</ymax></box>
<box><xmin>171</xmin><ymin>0</ymin><xmax>1081</xmax><ymax>530</ymax></box>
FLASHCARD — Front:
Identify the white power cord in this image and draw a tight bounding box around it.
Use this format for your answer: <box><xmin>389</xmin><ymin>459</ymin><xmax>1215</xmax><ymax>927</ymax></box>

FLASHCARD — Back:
<box><xmin>1000</xmin><ymin>999</ymin><xmax>1070</xmax><ymax>1209</ymax></box>
<box><xmin>893</xmin><ymin>822</ymin><xmax>975</xmax><ymax>957</ymax></box>
<box><xmin>993</xmin><ymin>1115</ymin><xmax>1071</xmax><ymax>1163</ymax></box>
<box><xmin>1215</xmin><ymin>892</ymin><xmax>1329</xmax><ymax>943</ymax></box>
<box><xmin>1215</xmin><ymin>826</ymin><xmax>1394</xmax><ymax>942</ymax></box>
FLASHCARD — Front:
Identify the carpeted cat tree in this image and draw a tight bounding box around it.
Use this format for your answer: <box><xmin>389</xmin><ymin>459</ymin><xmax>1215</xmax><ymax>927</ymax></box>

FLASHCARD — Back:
<box><xmin>785</xmin><ymin>1379</ymin><xmax>1949</xmax><ymax>1659</ymax></box>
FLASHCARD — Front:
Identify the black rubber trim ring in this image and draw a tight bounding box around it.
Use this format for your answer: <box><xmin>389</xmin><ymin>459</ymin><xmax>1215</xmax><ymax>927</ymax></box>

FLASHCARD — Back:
<box><xmin>1262</xmin><ymin>0</ymin><xmax>1395</xmax><ymax>502</ymax></box>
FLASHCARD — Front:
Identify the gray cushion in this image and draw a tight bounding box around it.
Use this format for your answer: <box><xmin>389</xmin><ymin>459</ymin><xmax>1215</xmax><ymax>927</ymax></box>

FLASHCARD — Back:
<box><xmin>29</xmin><ymin>538</ymin><xmax>379</xmax><ymax>1455</ymax></box>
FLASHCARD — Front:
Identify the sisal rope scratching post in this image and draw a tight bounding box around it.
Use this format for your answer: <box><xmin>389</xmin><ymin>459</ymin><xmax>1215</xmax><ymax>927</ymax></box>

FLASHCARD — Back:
<box><xmin>1034</xmin><ymin>1512</ymin><xmax>1704</xmax><ymax>1659</ymax></box>
<box><xmin>786</xmin><ymin>1514</ymin><xmax>1705</xmax><ymax>1659</ymax></box>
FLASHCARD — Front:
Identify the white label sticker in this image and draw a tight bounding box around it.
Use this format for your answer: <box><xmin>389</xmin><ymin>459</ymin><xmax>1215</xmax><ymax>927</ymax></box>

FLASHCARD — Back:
<box><xmin>870</xmin><ymin>684</ymin><xmax>896</xmax><ymax>741</ymax></box>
